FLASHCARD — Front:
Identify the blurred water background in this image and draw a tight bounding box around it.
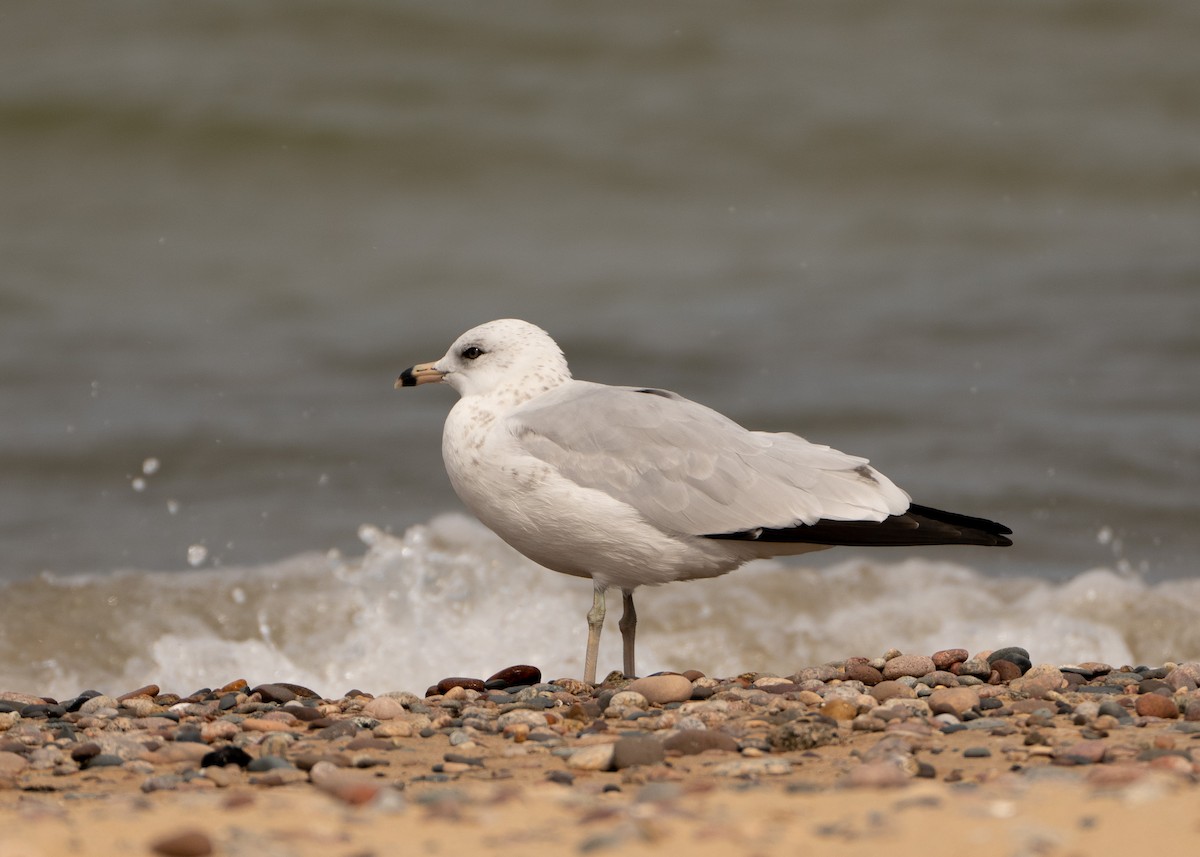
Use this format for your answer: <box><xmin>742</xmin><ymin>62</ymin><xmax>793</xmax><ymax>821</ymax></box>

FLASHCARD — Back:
<box><xmin>2</xmin><ymin>1</ymin><xmax>1198</xmax><ymax>697</ymax></box>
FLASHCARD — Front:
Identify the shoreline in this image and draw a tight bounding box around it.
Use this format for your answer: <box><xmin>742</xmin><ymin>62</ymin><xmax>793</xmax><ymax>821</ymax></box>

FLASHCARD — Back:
<box><xmin>3</xmin><ymin>649</ymin><xmax>1200</xmax><ymax>856</ymax></box>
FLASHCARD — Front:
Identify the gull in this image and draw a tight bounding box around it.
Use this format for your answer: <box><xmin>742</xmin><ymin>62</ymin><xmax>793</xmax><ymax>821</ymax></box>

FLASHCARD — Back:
<box><xmin>397</xmin><ymin>319</ymin><xmax>1012</xmax><ymax>684</ymax></box>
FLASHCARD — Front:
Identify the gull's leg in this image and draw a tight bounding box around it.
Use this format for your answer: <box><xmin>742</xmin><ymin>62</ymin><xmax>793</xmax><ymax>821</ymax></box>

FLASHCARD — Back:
<box><xmin>619</xmin><ymin>588</ymin><xmax>637</xmax><ymax>678</ymax></box>
<box><xmin>584</xmin><ymin>583</ymin><xmax>607</xmax><ymax>685</ymax></box>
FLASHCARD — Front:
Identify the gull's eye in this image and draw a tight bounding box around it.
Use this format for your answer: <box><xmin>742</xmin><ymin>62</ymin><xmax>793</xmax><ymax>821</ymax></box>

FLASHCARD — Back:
<box><xmin>461</xmin><ymin>345</ymin><xmax>484</xmax><ymax>360</ymax></box>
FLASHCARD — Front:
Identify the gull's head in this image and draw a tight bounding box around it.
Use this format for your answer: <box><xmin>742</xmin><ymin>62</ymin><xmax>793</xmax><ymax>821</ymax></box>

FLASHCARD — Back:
<box><xmin>396</xmin><ymin>319</ymin><xmax>571</xmax><ymax>399</ymax></box>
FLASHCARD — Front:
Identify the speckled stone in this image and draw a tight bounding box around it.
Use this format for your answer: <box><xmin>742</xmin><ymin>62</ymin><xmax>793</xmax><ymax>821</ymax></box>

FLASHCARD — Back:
<box><xmin>1010</xmin><ymin>665</ymin><xmax>1067</xmax><ymax>698</ymax></box>
<box><xmin>870</xmin><ymin>681</ymin><xmax>917</xmax><ymax>703</ymax></box>
<box><xmin>819</xmin><ymin>698</ymin><xmax>858</xmax><ymax>721</ymax></box>
<box><xmin>844</xmin><ymin>662</ymin><xmax>884</xmax><ymax>686</ymax></box>
<box><xmin>932</xmin><ymin>649</ymin><xmax>969</xmax><ymax>670</ymax></box>
<box><xmin>881</xmin><ymin>655</ymin><xmax>936</xmax><ymax>680</ymax></box>
<box><xmin>362</xmin><ymin>696</ymin><xmax>405</xmax><ymax>721</ymax></box>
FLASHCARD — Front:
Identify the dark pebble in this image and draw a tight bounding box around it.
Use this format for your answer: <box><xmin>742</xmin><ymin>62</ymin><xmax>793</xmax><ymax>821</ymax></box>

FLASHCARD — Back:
<box><xmin>436</xmin><ymin>677</ymin><xmax>487</xmax><ymax>694</ymax></box>
<box><xmin>940</xmin><ymin>723</ymin><xmax>968</xmax><ymax>734</ymax></box>
<box><xmin>315</xmin><ymin>720</ymin><xmax>360</xmax><ymax>740</ymax></box>
<box><xmin>150</xmin><ymin>829</ymin><xmax>213</xmax><ymax>857</ymax></box>
<box><xmin>1074</xmin><ymin>685</ymin><xmax>1122</xmax><ymax>695</ymax></box>
<box><xmin>250</xmin><ymin>684</ymin><xmax>297</xmax><ymax>704</ymax></box>
<box><xmin>20</xmin><ymin>704</ymin><xmax>67</xmax><ymax>719</ymax></box>
<box><xmin>173</xmin><ymin>727</ymin><xmax>205</xmax><ymax>744</ymax></box>
<box><xmin>246</xmin><ymin>755</ymin><xmax>293</xmax><ymax>772</ymax></box>
<box><xmin>484</xmin><ymin>664</ymin><xmax>542</xmax><ymax>689</ymax></box>
<box><xmin>0</xmin><ymin>702</ymin><xmax>19</xmax><ymax>714</ymax></box>
<box><xmin>963</xmin><ymin>747</ymin><xmax>992</xmax><ymax>758</ymax></box>
<box><xmin>83</xmin><ymin>753</ymin><xmax>126</xmax><ymax>769</ymax></box>
<box><xmin>1098</xmin><ymin>700</ymin><xmax>1134</xmax><ymax>723</ymax></box>
<box><xmin>200</xmin><ymin>746</ymin><xmax>252</xmax><ymax>768</ymax></box>
<box><xmin>690</xmin><ymin>685</ymin><xmax>716</xmax><ymax>700</ymax></box>
<box><xmin>612</xmin><ymin>736</ymin><xmax>665</xmax><ymax>769</ymax></box>
<box><xmin>444</xmin><ymin>752</ymin><xmax>485</xmax><ymax>767</ymax></box>
<box><xmin>217</xmin><ymin>694</ymin><xmax>239</xmax><ymax>711</ymax></box>
<box><xmin>979</xmin><ymin>697</ymin><xmax>1003</xmax><ymax>711</ymax></box>
<box><xmin>287</xmin><ymin>705</ymin><xmax>327</xmax><ymax>722</ymax></box>
<box><xmin>63</xmin><ymin>690</ymin><xmax>103</xmax><ymax>713</ymax></box>
<box><xmin>71</xmin><ymin>742</ymin><xmax>103</xmax><ymax>763</ymax></box>
<box><xmin>546</xmin><ymin>770</ymin><xmax>575</xmax><ymax>785</ymax></box>
<box><xmin>988</xmin><ymin>647</ymin><xmax>1032</xmax><ymax>673</ymax></box>
<box><xmin>916</xmin><ymin>761</ymin><xmax>937</xmax><ymax>778</ymax></box>
<box><xmin>418</xmin><ymin>727</ymin><xmax>438</xmax><ymax>738</ymax></box>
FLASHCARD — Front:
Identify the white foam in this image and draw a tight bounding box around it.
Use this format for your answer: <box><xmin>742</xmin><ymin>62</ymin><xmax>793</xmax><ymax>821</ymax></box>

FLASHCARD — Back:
<box><xmin>3</xmin><ymin>514</ymin><xmax>1198</xmax><ymax>699</ymax></box>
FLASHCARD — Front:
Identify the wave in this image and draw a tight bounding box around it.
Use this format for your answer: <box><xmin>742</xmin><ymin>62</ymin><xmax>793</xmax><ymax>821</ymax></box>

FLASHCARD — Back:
<box><xmin>2</xmin><ymin>515</ymin><xmax>1198</xmax><ymax>700</ymax></box>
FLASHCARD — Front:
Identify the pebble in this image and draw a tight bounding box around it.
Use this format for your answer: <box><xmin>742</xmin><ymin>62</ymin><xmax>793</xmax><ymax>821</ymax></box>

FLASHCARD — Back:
<box><xmin>881</xmin><ymin>655</ymin><xmax>936</xmax><ymax>680</ymax></box>
<box><xmin>626</xmin><ymin>674</ymin><xmax>693</xmax><ymax>705</ymax></box>
<box><xmin>662</xmin><ymin>729</ymin><xmax>739</xmax><ymax>755</ymax></box>
<box><xmin>612</xmin><ymin>736</ymin><xmax>665</xmax><ymax>769</ymax></box>
<box><xmin>150</xmin><ymin>829</ymin><xmax>213</xmax><ymax>857</ymax></box>
<box><xmin>1134</xmin><ymin>694</ymin><xmax>1179</xmax><ymax>719</ymax></box>
<box><xmin>567</xmin><ymin>742</ymin><xmax>616</xmax><ymax>771</ymax></box>
<box><xmin>1010</xmin><ymin>665</ymin><xmax>1067</xmax><ymax>698</ymax></box>
<box><xmin>2</xmin><ymin>649</ymin><xmax>1196</xmax><ymax>811</ymax></box>
<box><xmin>932</xmin><ymin>648</ymin><xmax>969</xmax><ymax>670</ymax></box>
<box><xmin>928</xmin><ymin>686</ymin><xmax>979</xmax><ymax>717</ymax></box>
<box><xmin>362</xmin><ymin>696</ymin><xmax>406</xmax><ymax>720</ymax></box>
<box><xmin>485</xmin><ymin>664</ymin><xmax>542</xmax><ymax>689</ymax></box>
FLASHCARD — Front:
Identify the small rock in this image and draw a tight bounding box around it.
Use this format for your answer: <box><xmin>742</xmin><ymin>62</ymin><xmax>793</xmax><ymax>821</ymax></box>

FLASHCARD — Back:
<box><xmin>711</xmin><ymin>757</ymin><xmax>792</xmax><ymax>777</ymax></box>
<box><xmin>844</xmin><ymin>662</ymin><xmax>884</xmax><ymax>686</ymax></box>
<box><xmin>249</xmin><ymin>684</ymin><xmax>297</xmax><ymax>704</ymax></box>
<box><xmin>79</xmin><ymin>695</ymin><xmax>120</xmax><ymax>715</ymax></box>
<box><xmin>870</xmin><ymin>681</ymin><xmax>917</xmax><ymax>703</ymax></box>
<box><xmin>957</xmin><ymin>658</ymin><xmax>992</xmax><ymax>679</ymax></box>
<box><xmin>435</xmin><ymin>677</ymin><xmax>486</xmax><ymax>695</ymax></box>
<box><xmin>1056</xmin><ymin>740</ymin><xmax>1108</xmax><ymax>765</ymax></box>
<box><xmin>933</xmin><ymin>649</ymin><xmax>969</xmax><ymax>670</ymax></box>
<box><xmin>662</xmin><ymin>729</ymin><xmax>739</xmax><ymax>755</ymax></box>
<box><xmin>200</xmin><ymin>746</ymin><xmax>252</xmax><ymax>768</ymax></box>
<box><xmin>1164</xmin><ymin>662</ymin><xmax>1200</xmax><ymax>691</ymax></box>
<box><xmin>928</xmin><ymin>686</ymin><xmax>979</xmax><ymax>716</ymax></box>
<box><xmin>0</xmin><ymin>751</ymin><xmax>28</xmax><ymax>777</ymax></box>
<box><xmin>1135</xmin><ymin>694</ymin><xmax>1179</xmax><ymax>719</ymax></box>
<box><xmin>612</xmin><ymin>736</ymin><xmax>665</xmax><ymax>769</ymax></box>
<box><xmin>309</xmin><ymin>761</ymin><xmax>386</xmax><ymax>805</ymax></box>
<box><xmin>627</xmin><ymin>674</ymin><xmax>693</xmax><ymax>705</ymax></box>
<box><xmin>991</xmin><ymin>660</ymin><xmax>1024</xmax><ymax>683</ymax></box>
<box><xmin>361</xmin><ymin>696</ymin><xmax>405</xmax><ymax>721</ymax></box>
<box><xmin>819</xmin><ymin>698</ymin><xmax>858</xmax><ymax>721</ymax></box>
<box><xmin>118</xmin><ymin>684</ymin><xmax>161</xmax><ymax>702</ymax></box>
<box><xmin>881</xmin><ymin>655</ymin><xmax>936</xmax><ymax>680</ymax></box>
<box><xmin>567</xmin><ymin>743</ymin><xmax>616</xmax><ymax>771</ymax></box>
<box><xmin>485</xmin><ymin>664</ymin><xmax>542</xmax><ymax>689</ymax></box>
<box><xmin>1010</xmin><ymin>665</ymin><xmax>1067</xmax><ymax>698</ymax></box>
<box><xmin>988</xmin><ymin>647</ymin><xmax>1032</xmax><ymax>674</ymax></box>
<box><xmin>962</xmin><ymin>746</ymin><xmax>991</xmax><ymax>758</ymax></box>
<box><xmin>150</xmin><ymin>829</ymin><xmax>213</xmax><ymax>857</ymax></box>
<box><xmin>843</xmin><ymin>761</ymin><xmax>911</xmax><ymax>788</ymax></box>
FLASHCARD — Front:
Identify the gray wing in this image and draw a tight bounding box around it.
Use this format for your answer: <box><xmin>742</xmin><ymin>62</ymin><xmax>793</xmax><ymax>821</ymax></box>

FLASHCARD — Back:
<box><xmin>508</xmin><ymin>381</ymin><xmax>911</xmax><ymax>536</ymax></box>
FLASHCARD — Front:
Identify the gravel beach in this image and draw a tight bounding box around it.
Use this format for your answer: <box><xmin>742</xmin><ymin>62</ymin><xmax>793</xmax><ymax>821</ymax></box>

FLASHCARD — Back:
<box><xmin>3</xmin><ymin>648</ymin><xmax>1200</xmax><ymax>856</ymax></box>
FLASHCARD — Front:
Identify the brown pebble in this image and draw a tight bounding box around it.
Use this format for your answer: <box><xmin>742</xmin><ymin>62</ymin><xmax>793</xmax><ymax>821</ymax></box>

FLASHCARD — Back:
<box><xmin>118</xmin><ymin>684</ymin><xmax>160</xmax><ymax>702</ymax></box>
<box><xmin>682</xmin><ymin>669</ymin><xmax>706</xmax><ymax>682</ymax></box>
<box><xmin>870</xmin><ymin>681</ymin><xmax>916</xmax><ymax>703</ymax></box>
<box><xmin>662</xmin><ymin>729</ymin><xmax>739</xmax><ymax>756</ymax></box>
<box><xmin>991</xmin><ymin>660</ymin><xmax>1023</xmax><ymax>683</ymax></box>
<box><xmin>218</xmin><ymin>679</ymin><xmax>249</xmax><ymax>693</ymax></box>
<box><xmin>819</xmin><ymin>698</ymin><xmax>858</xmax><ymax>721</ymax></box>
<box><xmin>881</xmin><ymin>655</ymin><xmax>936</xmax><ymax>680</ymax></box>
<box><xmin>1134</xmin><ymin>693</ymin><xmax>1179</xmax><ymax>719</ymax></box>
<box><xmin>845</xmin><ymin>662</ymin><xmax>884</xmax><ymax>686</ymax></box>
<box><xmin>436</xmin><ymin>677</ymin><xmax>487</xmax><ymax>695</ymax></box>
<box><xmin>932</xmin><ymin>649</ymin><xmax>969</xmax><ymax>670</ymax></box>
<box><xmin>150</xmin><ymin>829</ymin><xmax>213</xmax><ymax>857</ymax></box>
<box><xmin>928</xmin><ymin>686</ymin><xmax>979</xmax><ymax>716</ymax></box>
<box><xmin>485</xmin><ymin>664</ymin><xmax>542</xmax><ymax>688</ymax></box>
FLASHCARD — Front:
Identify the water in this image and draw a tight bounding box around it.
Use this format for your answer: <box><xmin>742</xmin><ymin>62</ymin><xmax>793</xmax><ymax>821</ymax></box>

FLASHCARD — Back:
<box><xmin>2</xmin><ymin>1</ymin><xmax>1198</xmax><ymax>695</ymax></box>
